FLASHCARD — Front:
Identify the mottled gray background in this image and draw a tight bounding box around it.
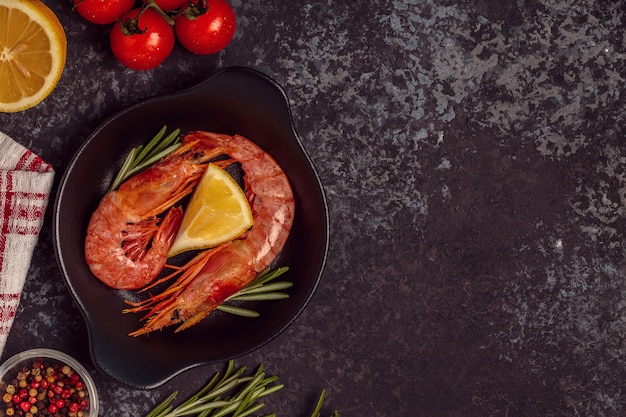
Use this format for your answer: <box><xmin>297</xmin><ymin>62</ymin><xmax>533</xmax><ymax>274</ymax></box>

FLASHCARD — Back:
<box><xmin>1</xmin><ymin>0</ymin><xmax>625</xmax><ymax>416</ymax></box>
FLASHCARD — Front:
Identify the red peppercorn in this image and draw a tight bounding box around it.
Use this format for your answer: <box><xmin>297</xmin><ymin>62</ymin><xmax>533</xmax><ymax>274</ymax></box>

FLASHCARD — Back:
<box><xmin>47</xmin><ymin>403</ymin><xmax>58</xmax><ymax>413</ymax></box>
<box><xmin>19</xmin><ymin>401</ymin><xmax>30</xmax><ymax>411</ymax></box>
<box><xmin>69</xmin><ymin>402</ymin><xmax>79</xmax><ymax>413</ymax></box>
<box><xmin>11</xmin><ymin>394</ymin><xmax>20</xmax><ymax>404</ymax></box>
<box><xmin>53</xmin><ymin>385</ymin><xmax>63</xmax><ymax>395</ymax></box>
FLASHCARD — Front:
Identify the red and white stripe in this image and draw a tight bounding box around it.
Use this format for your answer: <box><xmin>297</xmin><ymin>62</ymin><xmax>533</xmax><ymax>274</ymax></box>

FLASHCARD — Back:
<box><xmin>0</xmin><ymin>132</ymin><xmax>54</xmax><ymax>354</ymax></box>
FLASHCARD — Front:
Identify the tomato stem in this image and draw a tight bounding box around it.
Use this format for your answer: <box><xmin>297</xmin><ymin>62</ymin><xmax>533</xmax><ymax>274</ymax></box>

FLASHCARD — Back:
<box><xmin>143</xmin><ymin>0</ymin><xmax>177</xmax><ymax>25</ymax></box>
<box><xmin>179</xmin><ymin>0</ymin><xmax>209</xmax><ymax>20</ymax></box>
<box><xmin>118</xmin><ymin>0</ymin><xmax>210</xmax><ymax>35</ymax></box>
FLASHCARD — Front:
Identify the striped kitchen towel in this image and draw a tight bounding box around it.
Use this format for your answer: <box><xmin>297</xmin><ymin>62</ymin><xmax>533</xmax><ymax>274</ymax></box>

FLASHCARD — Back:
<box><xmin>0</xmin><ymin>131</ymin><xmax>55</xmax><ymax>354</ymax></box>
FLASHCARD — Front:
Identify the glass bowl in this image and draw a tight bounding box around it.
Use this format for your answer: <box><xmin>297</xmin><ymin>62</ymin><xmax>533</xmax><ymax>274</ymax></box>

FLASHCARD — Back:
<box><xmin>0</xmin><ymin>348</ymin><xmax>99</xmax><ymax>416</ymax></box>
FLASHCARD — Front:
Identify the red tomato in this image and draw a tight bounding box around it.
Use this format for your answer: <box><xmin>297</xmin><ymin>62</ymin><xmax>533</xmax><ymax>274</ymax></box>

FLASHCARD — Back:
<box><xmin>147</xmin><ymin>0</ymin><xmax>189</xmax><ymax>12</ymax></box>
<box><xmin>110</xmin><ymin>8</ymin><xmax>175</xmax><ymax>70</ymax></box>
<box><xmin>175</xmin><ymin>0</ymin><xmax>236</xmax><ymax>55</ymax></box>
<box><xmin>72</xmin><ymin>0</ymin><xmax>135</xmax><ymax>25</ymax></box>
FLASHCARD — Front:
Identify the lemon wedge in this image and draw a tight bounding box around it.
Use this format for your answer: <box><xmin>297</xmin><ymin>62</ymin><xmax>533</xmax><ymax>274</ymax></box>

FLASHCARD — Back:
<box><xmin>168</xmin><ymin>163</ymin><xmax>254</xmax><ymax>257</ymax></box>
<box><xmin>0</xmin><ymin>0</ymin><xmax>67</xmax><ymax>113</ymax></box>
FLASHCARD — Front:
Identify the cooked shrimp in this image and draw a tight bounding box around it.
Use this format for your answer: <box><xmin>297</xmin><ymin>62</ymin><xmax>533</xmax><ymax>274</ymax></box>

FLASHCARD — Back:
<box><xmin>85</xmin><ymin>139</ymin><xmax>217</xmax><ymax>290</ymax></box>
<box><xmin>125</xmin><ymin>131</ymin><xmax>295</xmax><ymax>335</ymax></box>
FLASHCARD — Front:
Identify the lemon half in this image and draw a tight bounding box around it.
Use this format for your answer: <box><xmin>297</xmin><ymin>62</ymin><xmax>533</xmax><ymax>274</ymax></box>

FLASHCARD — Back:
<box><xmin>0</xmin><ymin>0</ymin><xmax>67</xmax><ymax>113</ymax></box>
<box><xmin>168</xmin><ymin>163</ymin><xmax>254</xmax><ymax>257</ymax></box>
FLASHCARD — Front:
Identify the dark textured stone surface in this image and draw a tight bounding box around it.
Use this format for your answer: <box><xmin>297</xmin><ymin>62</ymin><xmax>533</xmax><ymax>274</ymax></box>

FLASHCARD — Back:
<box><xmin>1</xmin><ymin>0</ymin><xmax>625</xmax><ymax>415</ymax></box>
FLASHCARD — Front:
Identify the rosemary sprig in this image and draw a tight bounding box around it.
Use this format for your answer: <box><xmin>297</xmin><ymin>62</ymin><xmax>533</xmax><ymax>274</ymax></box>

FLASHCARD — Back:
<box><xmin>145</xmin><ymin>361</ymin><xmax>284</xmax><ymax>417</ymax></box>
<box><xmin>145</xmin><ymin>361</ymin><xmax>339</xmax><ymax>417</ymax></box>
<box><xmin>217</xmin><ymin>267</ymin><xmax>292</xmax><ymax>317</ymax></box>
<box><xmin>109</xmin><ymin>126</ymin><xmax>182</xmax><ymax>192</ymax></box>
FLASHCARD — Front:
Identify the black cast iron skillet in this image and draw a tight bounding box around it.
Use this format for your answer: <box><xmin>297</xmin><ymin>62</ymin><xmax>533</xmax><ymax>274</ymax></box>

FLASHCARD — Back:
<box><xmin>53</xmin><ymin>67</ymin><xmax>329</xmax><ymax>389</ymax></box>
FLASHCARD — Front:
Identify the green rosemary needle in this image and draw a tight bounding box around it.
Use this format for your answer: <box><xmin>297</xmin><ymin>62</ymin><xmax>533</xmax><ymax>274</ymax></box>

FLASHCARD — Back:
<box><xmin>310</xmin><ymin>390</ymin><xmax>339</xmax><ymax>417</ymax></box>
<box><xmin>217</xmin><ymin>267</ymin><xmax>292</xmax><ymax>317</ymax></box>
<box><xmin>109</xmin><ymin>125</ymin><xmax>181</xmax><ymax>192</ymax></box>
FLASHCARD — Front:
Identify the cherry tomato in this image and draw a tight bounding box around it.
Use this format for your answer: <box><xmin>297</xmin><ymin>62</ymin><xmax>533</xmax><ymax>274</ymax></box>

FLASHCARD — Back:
<box><xmin>72</xmin><ymin>0</ymin><xmax>135</xmax><ymax>25</ymax></box>
<box><xmin>110</xmin><ymin>8</ymin><xmax>175</xmax><ymax>70</ymax></box>
<box><xmin>146</xmin><ymin>0</ymin><xmax>189</xmax><ymax>12</ymax></box>
<box><xmin>175</xmin><ymin>0</ymin><xmax>236</xmax><ymax>55</ymax></box>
